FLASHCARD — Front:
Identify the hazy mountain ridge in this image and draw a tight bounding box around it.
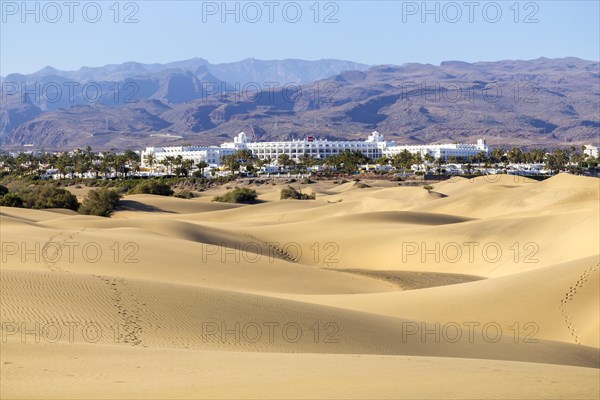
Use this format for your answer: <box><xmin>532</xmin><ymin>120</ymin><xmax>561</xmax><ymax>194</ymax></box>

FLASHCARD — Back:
<box><xmin>1</xmin><ymin>57</ymin><xmax>598</xmax><ymax>150</ymax></box>
<box><xmin>1</xmin><ymin>58</ymin><xmax>368</xmax><ymax>115</ymax></box>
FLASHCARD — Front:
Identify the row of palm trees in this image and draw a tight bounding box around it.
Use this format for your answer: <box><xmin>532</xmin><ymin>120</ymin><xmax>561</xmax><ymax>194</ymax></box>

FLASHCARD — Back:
<box><xmin>1</xmin><ymin>145</ymin><xmax>597</xmax><ymax>179</ymax></box>
<box><xmin>217</xmin><ymin>150</ymin><xmax>372</xmax><ymax>176</ymax></box>
<box><xmin>144</xmin><ymin>154</ymin><xmax>198</xmax><ymax>177</ymax></box>
<box><xmin>0</xmin><ymin>147</ymin><xmax>141</xmax><ymax>179</ymax></box>
<box><xmin>144</xmin><ymin>154</ymin><xmax>209</xmax><ymax>177</ymax></box>
<box><xmin>376</xmin><ymin>146</ymin><xmax>597</xmax><ymax>175</ymax></box>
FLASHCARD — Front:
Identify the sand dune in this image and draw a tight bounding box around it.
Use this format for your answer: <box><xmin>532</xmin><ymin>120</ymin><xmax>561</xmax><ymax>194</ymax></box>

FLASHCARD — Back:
<box><xmin>414</xmin><ymin>174</ymin><xmax>599</xmax><ymax>218</ymax></box>
<box><xmin>243</xmin><ymin>207</ymin><xmax>598</xmax><ymax>276</ymax></box>
<box><xmin>1</xmin><ymin>173</ymin><xmax>598</xmax><ymax>398</ymax></box>
<box><xmin>3</xmin><ymin>344</ymin><xmax>598</xmax><ymax>400</ymax></box>
<box><xmin>1</xmin><ymin>207</ymin><xmax>78</xmax><ymax>222</ymax></box>
<box><xmin>2</xmin><ymin>269</ymin><xmax>598</xmax><ymax>368</ymax></box>
<box><xmin>281</xmin><ymin>256</ymin><xmax>600</xmax><ymax>347</ymax></box>
<box><xmin>117</xmin><ymin>194</ymin><xmax>243</xmax><ymax>214</ymax></box>
<box><xmin>1</xmin><ymin>223</ymin><xmax>395</xmax><ymax>294</ymax></box>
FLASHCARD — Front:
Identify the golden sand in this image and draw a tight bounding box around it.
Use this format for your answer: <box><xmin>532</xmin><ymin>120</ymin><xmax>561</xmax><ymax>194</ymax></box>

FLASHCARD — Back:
<box><xmin>1</xmin><ymin>173</ymin><xmax>598</xmax><ymax>399</ymax></box>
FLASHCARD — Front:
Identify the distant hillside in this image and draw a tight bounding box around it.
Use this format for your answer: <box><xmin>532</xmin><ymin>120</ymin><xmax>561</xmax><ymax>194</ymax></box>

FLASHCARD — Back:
<box><xmin>1</xmin><ymin>57</ymin><xmax>598</xmax><ymax>150</ymax></box>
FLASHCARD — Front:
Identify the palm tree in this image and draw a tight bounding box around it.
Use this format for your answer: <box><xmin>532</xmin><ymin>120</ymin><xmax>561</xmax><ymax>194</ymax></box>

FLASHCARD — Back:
<box><xmin>196</xmin><ymin>160</ymin><xmax>208</xmax><ymax>177</ymax></box>
<box><xmin>297</xmin><ymin>153</ymin><xmax>315</xmax><ymax>172</ymax></box>
<box><xmin>89</xmin><ymin>158</ymin><xmax>101</xmax><ymax>179</ymax></box>
<box><xmin>82</xmin><ymin>147</ymin><xmax>101</xmax><ymax>179</ymax></box>
<box><xmin>466</xmin><ymin>162</ymin><xmax>473</xmax><ymax>175</ymax></box>
<box><xmin>423</xmin><ymin>153</ymin><xmax>435</xmax><ymax>165</ymax></box>
<box><xmin>163</xmin><ymin>156</ymin><xmax>175</xmax><ymax>175</ymax></box>
<box><xmin>44</xmin><ymin>153</ymin><xmax>58</xmax><ymax>171</ymax></box>
<box><xmin>0</xmin><ymin>154</ymin><xmax>15</xmax><ymax>174</ymax></box>
<box><xmin>546</xmin><ymin>149</ymin><xmax>569</xmax><ymax>174</ymax></box>
<box><xmin>393</xmin><ymin>150</ymin><xmax>415</xmax><ymax>174</ymax></box>
<box><xmin>73</xmin><ymin>149</ymin><xmax>91</xmax><ymax>178</ymax></box>
<box><xmin>172</xmin><ymin>155</ymin><xmax>184</xmax><ymax>176</ymax></box>
<box><xmin>434</xmin><ymin>157</ymin><xmax>444</xmax><ymax>175</ymax></box>
<box><xmin>100</xmin><ymin>152</ymin><xmax>114</xmax><ymax>179</ymax></box>
<box><xmin>221</xmin><ymin>154</ymin><xmax>240</xmax><ymax>175</ymax></box>
<box><xmin>569</xmin><ymin>146</ymin><xmax>576</xmax><ymax>159</ymax></box>
<box><xmin>56</xmin><ymin>153</ymin><xmax>72</xmax><ymax>179</ymax></box>
<box><xmin>26</xmin><ymin>154</ymin><xmax>40</xmax><ymax>177</ymax></box>
<box><xmin>181</xmin><ymin>159</ymin><xmax>194</xmax><ymax>177</ymax></box>
<box><xmin>413</xmin><ymin>153</ymin><xmax>423</xmax><ymax>165</ymax></box>
<box><xmin>278</xmin><ymin>154</ymin><xmax>293</xmax><ymax>169</ymax></box>
<box><xmin>529</xmin><ymin>149</ymin><xmax>545</xmax><ymax>164</ymax></box>
<box><xmin>507</xmin><ymin>147</ymin><xmax>523</xmax><ymax>164</ymax></box>
<box><xmin>15</xmin><ymin>153</ymin><xmax>30</xmax><ymax>177</ymax></box>
<box><xmin>569</xmin><ymin>152</ymin><xmax>585</xmax><ymax>174</ymax></box>
<box><xmin>376</xmin><ymin>156</ymin><xmax>390</xmax><ymax>166</ymax></box>
<box><xmin>490</xmin><ymin>148</ymin><xmax>504</xmax><ymax>165</ymax></box>
<box><xmin>475</xmin><ymin>151</ymin><xmax>488</xmax><ymax>166</ymax></box>
<box><xmin>114</xmin><ymin>155</ymin><xmax>128</xmax><ymax>179</ymax></box>
<box><xmin>146</xmin><ymin>154</ymin><xmax>156</xmax><ymax>174</ymax></box>
<box><xmin>123</xmin><ymin>150</ymin><xmax>140</xmax><ymax>178</ymax></box>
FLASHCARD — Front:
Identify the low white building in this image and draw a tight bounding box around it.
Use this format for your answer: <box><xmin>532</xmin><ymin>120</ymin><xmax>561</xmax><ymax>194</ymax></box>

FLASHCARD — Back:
<box><xmin>141</xmin><ymin>146</ymin><xmax>237</xmax><ymax>168</ymax></box>
<box><xmin>383</xmin><ymin>139</ymin><xmax>489</xmax><ymax>160</ymax></box>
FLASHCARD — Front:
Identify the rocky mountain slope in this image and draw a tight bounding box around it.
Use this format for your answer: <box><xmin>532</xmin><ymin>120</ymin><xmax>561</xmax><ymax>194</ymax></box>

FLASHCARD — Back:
<box><xmin>1</xmin><ymin>57</ymin><xmax>598</xmax><ymax>150</ymax></box>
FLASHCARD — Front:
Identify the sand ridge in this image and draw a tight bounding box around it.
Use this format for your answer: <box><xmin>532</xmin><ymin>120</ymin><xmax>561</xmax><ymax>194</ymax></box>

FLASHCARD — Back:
<box><xmin>1</xmin><ymin>173</ymin><xmax>599</xmax><ymax>398</ymax></box>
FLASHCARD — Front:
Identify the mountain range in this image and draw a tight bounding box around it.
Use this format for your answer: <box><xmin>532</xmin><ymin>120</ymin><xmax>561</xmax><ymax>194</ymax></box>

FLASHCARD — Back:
<box><xmin>1</xmin><ymin>57</ymin><xmax>598</xmax><ymax>150</ymax></box>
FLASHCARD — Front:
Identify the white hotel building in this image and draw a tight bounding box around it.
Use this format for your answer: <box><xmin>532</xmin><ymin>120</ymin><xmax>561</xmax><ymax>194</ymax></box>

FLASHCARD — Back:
<box><xmin>141</xmin><ymin>146</ymin><xmax>237</xmax><ymax>167</ymax></box>
<box><xmin>383</xmin><ymin>138</ymin><xmax>489</xmax><ymax>160</ymax></box>
<box><xmin>141</xmin><ymin>132</ymin><xmax>489</xmax><ymax>167</ymax></box>
<box><xmin>220</xmin><ymin>131</ymin><xmax>389</xmax><ymax>161</ymax></box>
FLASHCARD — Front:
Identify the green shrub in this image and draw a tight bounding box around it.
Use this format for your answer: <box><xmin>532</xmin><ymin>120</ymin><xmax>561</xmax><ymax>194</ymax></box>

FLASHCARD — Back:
<box><xmin>174</xmin><ymin>190</ymin><xmax>195</xmax><ymax>199</ymax></box>
<box><xmin>357</xmin><ymin>183</ymin><xmax>370</xmax><ymax>189</ymax></box>
<box><xmin>79</xmin><ymin>188</ymin><xmax>122</xmax><ymax>217</ymax></box>
<box><xmin>0</xmin><ymin>185</ymin><xmax>8</xmax><ymax>196</ymax></box>
<box><xmin>19</xmin><ymin>186</ymin><xmax>79</xmax><ymax>211</ymax></box>
<box><xmin>0</xmin><ymin>193</ymin><xmax>24</xmax><ymax>208</ymax></box>
<box><xmin>213</xmin><ymin>188</ymin><xmax>257</xmax><ymax>204</ymax></box>
<box><xmin>115</xmin><ymin>181</ymin><xmax>140</xmax><ymax>194</ymax></box>
<box><xmin>129</xmin><ymin>180</ymin><xmax>173</xmax><ymax>196</ymax></box>
<box><xmin>280</xmin><ymin>186</ymin><xmax>315</xmax><ymax>200</ymax></box>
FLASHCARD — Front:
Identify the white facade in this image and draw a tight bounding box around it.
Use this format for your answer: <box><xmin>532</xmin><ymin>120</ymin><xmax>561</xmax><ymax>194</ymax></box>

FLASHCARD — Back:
<box><xmin>583</xmin><ymin>144</ymin><xmax>599</xmax><ymax>158</ymax></box>
<box><xmin>141</xmin><ymin>145</ymin><xmax>236</xmax><ymax>167</ymax></box>
<box><xmin>221</xmin><ymin>131</ymin><xmax>389</xmax><ymax>161</ymax></box>
<box><xmin>141</xmin><ymin>133</ymin><xmax>490</xmax><ymax>167</ymax></box>
<box><xmin>383</xmin><ymin>138</ymin><xmax>489</xmax><ymax>160</ymax></box>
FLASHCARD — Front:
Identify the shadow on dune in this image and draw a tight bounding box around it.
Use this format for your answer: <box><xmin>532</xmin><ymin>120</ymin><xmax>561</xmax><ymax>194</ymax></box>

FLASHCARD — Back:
<box><xmin>428</xmin><ymin>191</ymin><xmax>448</xmax><ymax>198</ymax></box>
<box><xmin>117</xmin><ymin>200</ymin><xmax>177</xmax><ymax>213</ymax></box>
<box><xmin>328</xmin><ymin>211</ymin><xmax>474</xmax><ymax>225</ymax></box>
<box><xmin>331</xmin><ymin>269</ymin><xmax>486</xmax><ymax>290</ymax></box>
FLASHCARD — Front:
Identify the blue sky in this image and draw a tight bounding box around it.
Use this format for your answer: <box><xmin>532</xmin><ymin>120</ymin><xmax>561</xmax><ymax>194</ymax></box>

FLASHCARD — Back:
<box><xmin>1</xmin><ymin>1</ymin><xmax>599</xmax><ymax>75</ymax></box>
